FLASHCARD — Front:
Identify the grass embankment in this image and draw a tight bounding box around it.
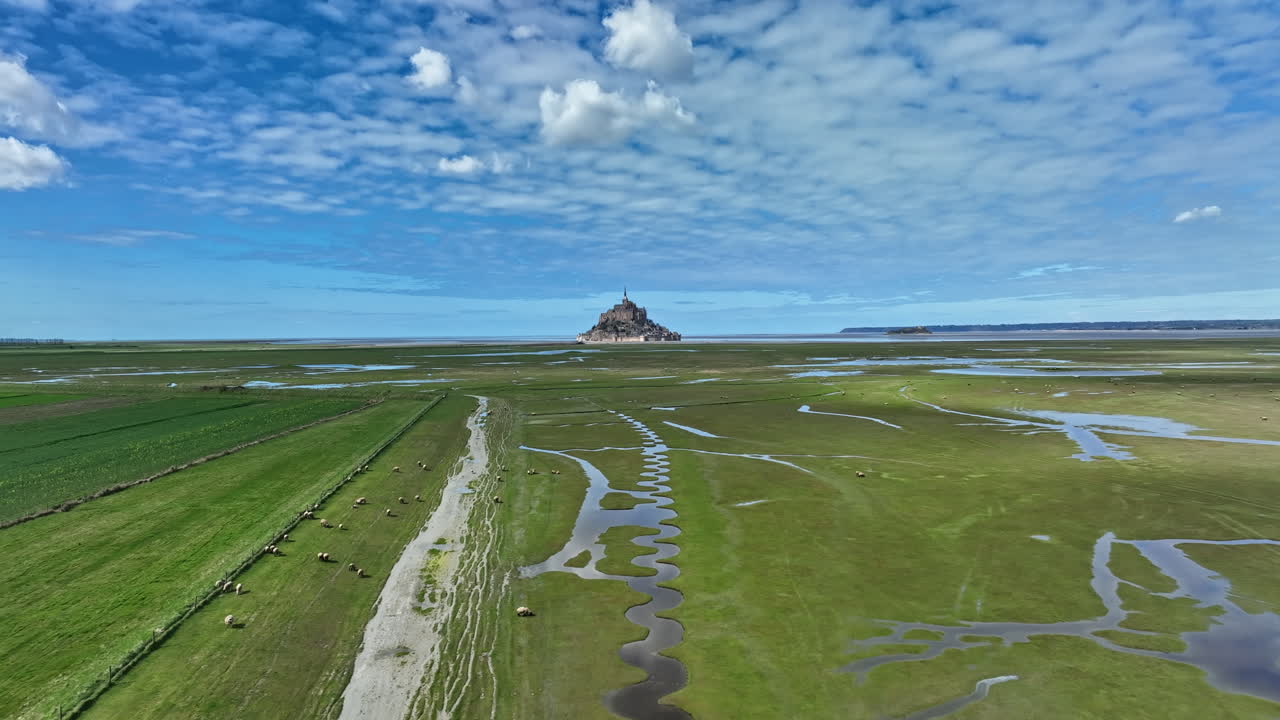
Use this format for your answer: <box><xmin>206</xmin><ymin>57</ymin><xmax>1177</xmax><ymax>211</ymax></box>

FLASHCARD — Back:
<box><xmin>81</xmin><ymin>394</ymin><xmax>477</xmax><ymax>720</ymax></box>
<box><xmin>0</xmin><ymin>400</ymin><xmax>424</xmax><ymax>720</ymax></box>
<box><xmin>0</xmin><ymin>393</ymin><xmax>82</xmax><ymax>409</ymax></box>
<box><xmin>0</xmin><ymin>396</ymin><xmax>361</xmax><ymax>525</ymax></box>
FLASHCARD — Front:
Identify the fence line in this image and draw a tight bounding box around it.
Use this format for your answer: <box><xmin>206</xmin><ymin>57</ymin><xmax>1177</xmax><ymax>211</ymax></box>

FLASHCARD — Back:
<box><xmin>61</xmin><ymin>394</ymin><xmax>447</xmax><ymax>720</ymax></box>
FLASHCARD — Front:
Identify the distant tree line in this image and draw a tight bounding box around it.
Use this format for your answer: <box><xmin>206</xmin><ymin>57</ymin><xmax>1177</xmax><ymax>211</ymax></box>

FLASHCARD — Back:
<box><xmin>0</xmin><ymin>338</ymin><xmax>66</xmax><ymax>345</ymax></box>
<box><xmin>841</xmin><ymin>320</ymin><xmax>1280</xmax><ymax>333</ymax></box>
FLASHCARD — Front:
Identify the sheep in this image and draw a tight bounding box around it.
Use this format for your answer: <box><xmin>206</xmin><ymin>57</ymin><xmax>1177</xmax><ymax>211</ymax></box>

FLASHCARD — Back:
<box><xmin>356</xmin><ymin>497</ymin><xmax>367</xmax><ymax>505</ymax></box>
<box><xmin>264</xmin><ymin>545</ymin><xmax>274</xmax><ymax>555</ymax></box>
<box><xmin>496</xmin><ymin>476</ymin><xmax>503</xmax><ymax>482</ymax></box>
<box><xmin>317</xmin><ymin>552</ymin><xmax>330</xmax><ymax>562</ymax></box>
<box><xmin>398</xmin><ymin>496</ymin><xmax>407</xmax><ymax>504</ymax></box>
<box><xmin>338</xmin><ymin>523</ymin><xmax>345</xmax><ymax>531</ymax></box>
<box><xmin>224</xmin><ymin>614</ymin><xmax>236</xmax><ymax>627</ymax></box>
<box><xmin>492</xmin><ymin>496</ymin><xmax>502</xmax><ymax>503</ymax></box>
<box><xmin>1264</xmin><ymin>416</ymin><xmax>1270</xmax><ymax>421</ymax></box>
<box><xmin>281</xmin><ymin>533</ymin><xmax>288</xmax><ymax>542</ymax></box>
<box><xmin>501</xmin><ymin>466</ymin><xmax>508</xmax><ymax>471</ymax></box>
<box><xmin>414</xmin><ymin>494</ymin><xmax>422</xmax><ymax>501</ymax></box>
<box><xmin>235</xmin><ymin>583</ymin><xmax>243</xmax><ymax>595</ymax></box>
<box><xmin>222</xmin><ymin>581</ymin><xmax>234</xmax><ymax>593</ymax></box>
<box><xmin>356</xmin><ymin>567</ymin><xmax>367</xmax><ymax>578</ymax></box>
<box><xmin>392</xmin><ymin>466</ymin><xmax>401</xmax><ymax>473</ymax></box>
<box><xmin>302</xmin><ymin>510</ymin><xmax>314</xmax><ymax>519</ymax></box>
<box><xmin>855</xmin><ymin>471</ymin><xmax>867</xmax><ymax>478</ymax></box>
<box><xmin>551</xmin><ymin>470</ymin><xmax>561</xmax><ymax>475</ymax></box>
<box><xmin>320</xmin><ymin>519</ymin><xmax>332</xmax><ymax>528</ymax></box>
<box><xmin>348</xmin><ymin>563</ymin><xmax>357</xmax><ymax>571</ymax></box>
<box><xmin>385</xmin><ymin>508</ymin><xmax>393</xmax><ymax>516</ymax></box>
<box><xmin>515</xmin><ymin>606</ymin><xmax>534</xmax><ymax>617</ymax></box>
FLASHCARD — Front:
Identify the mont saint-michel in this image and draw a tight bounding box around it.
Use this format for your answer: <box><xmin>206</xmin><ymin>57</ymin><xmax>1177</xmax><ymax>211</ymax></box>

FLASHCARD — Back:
<box><xmin>576</xmin><ymin>291</ymin><xmax>682</xmax><ymax>343</ymax></box>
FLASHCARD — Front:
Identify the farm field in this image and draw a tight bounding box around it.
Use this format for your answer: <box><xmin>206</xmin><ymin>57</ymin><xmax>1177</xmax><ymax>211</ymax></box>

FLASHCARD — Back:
<box><xmin>0</xmin><ymin>395</ymin><xmax>364</xmax><ymax>525</ymax></box>
<box><xmin>0</xmin><ymin>398</ymin><xmax>426</xmax><ymax>720</ymax></box>
<box><xmin>2</xmin><ymin>337</ymin><xmax>1280</xmax><ymax>719</ymax></box>
<box><xmin>81</xmin><ymin>394</ymin><xmax>478</xmax><ymax>720</ymax></box>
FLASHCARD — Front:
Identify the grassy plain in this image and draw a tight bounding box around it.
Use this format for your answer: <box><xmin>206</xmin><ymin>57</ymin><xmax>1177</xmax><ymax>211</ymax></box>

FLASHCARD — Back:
<box><xmin>4</xmin><ymin>338</ymin><xmax>1280</xmax><ymax>719</ymax></box>
<box><xmin>0</xmin><ymin>399</ymin><xmax>423</xmax><ymax>720</ymax></box>
<box><xmin>81</xmin><ymin>394</ymin><xmax>476</xmax><ymax>720</ymax></box>
<box><xmin>0</xmin><ymin>396</ymin><xmax>361</xmax><ymax>524</ymax></box>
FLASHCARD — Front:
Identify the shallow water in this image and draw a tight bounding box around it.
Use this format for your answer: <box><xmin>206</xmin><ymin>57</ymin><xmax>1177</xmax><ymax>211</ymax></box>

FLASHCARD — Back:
<box><xmin>630</xmin><ymin>376</ymin><xmax>677</xmax><ymax>380</ymax></box>
<box><xmin>681</xmin><ymin>378</ymin><xmax>721</xmax><ymax>384</ymax></box>
<box><xmin>797</xmin><ymin>404</ymin><xmax>903</xmax><ymax>430</ymax></box>
<box><xmin>841</xmin><ymin>533</ymin><xmax>1280</xmax><ymax>703</ymax></box>
<box><xmin>788</xmin><ymin>370</ymin><xmax>867</xmax><ymax>378</ymax></box>
<box><xmin>298</xmin><ymin>363</ymin><xmax>415</xmax><ymax>373</ymax></box>
<box><xmin>661</xmin><ymin>421</ymin><xmax>723</xmax><ymax>438</ymax></box>
<box><xmin>245</xmin><ymin>378</ymin><xmax>454</xmax><ymax>389</ymax></box>
<box><xmin>651</xmin><ymin>407</ymin><xmax>679</xmax><ymax>411</ymax></box>
<box><xmin>777</xmin><ymin>357</ymin><xmax>1070</xmax><ymax>369</ymax></box>
<box><xmin>899</xmin><ymin>676</ymin><xmax>1018</xmax><ymax>719</ymax></box>
<box><xmin>932</xmin><ymin>367</ymin><xmax>1161</xmax><ymax>377</ymax></box>
<box><xmin>733</xmin><ymin>499</ymin><xmax>770</xmax><ymax>507</ymax></box>
<box><xmin>909</xmin><ymin>397</ymin><xmax>1280</xmax><ymax>461</ymax></box>
<box><xmin>519</xmin><ymin>414</ymin><xmax>690</xmax><ymax>719</ymax></box>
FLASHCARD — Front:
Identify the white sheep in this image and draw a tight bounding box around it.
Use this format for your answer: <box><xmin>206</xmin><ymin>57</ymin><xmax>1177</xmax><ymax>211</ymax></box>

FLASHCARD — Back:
<box><xmin>235</xmin><ymin>583</ymin><xmax>243</xmax><ymax>595</ymax></box>
<box><xmin>224</xmin><ymin>614</ymin><xmax>236</xmax><ymax>627</ymax></box>
<box><xmin>516</xmin><ymin>606</ymin><xmax>534</xmax><ymax>617</ymax></box>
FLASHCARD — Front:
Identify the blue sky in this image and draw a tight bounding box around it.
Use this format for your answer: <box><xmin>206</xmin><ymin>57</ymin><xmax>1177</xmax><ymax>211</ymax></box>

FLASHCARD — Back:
<box><xmin>2</xmin><ymin>0</ymin><xmax>1278</xmax><ymax>339</ymax></box>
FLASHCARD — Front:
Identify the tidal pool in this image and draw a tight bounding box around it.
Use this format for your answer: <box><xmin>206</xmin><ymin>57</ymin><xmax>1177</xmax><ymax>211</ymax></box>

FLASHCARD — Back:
<box><xmin>661</xmin><ymin>421</ymin><xmax>723</xmax><ymax>438</ymax></box>
<box><xmin>788</xmin><ymin>370</ymin><xmax>866</xmax><ymax>378</ymax></box>
<box><xmin>520</xmin><ymin>414</ymin><xmax>690</xmax><ymax>720</ymax></box>
<box><xmin>298</xmin><ymin>364</ymin><xmax>415</xmax><ymax>374</ymax></box>
<box><xmin>932</xmin><ymin>367</ymin><xmax>1161</xmax><ymax>377</ymax></box>
<box><xmin>245</xmin><ymin>379</ymin><xmax>454</xmax><ymax>389</ymax></box>
<box><xmin>797</xmin><ymin>404</ymin><xmax>903</xmax><ymax>430</ymax></box>
<box><xmin>842</xmin><ymin>533</ymin><xmax>1280</xmax><ymax>704</ymax></box>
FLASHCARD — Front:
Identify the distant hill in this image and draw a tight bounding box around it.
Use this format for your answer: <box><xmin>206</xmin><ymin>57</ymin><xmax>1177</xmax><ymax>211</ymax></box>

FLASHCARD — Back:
<box><xmin>840</xmin><ymin>320</ymin><xmax>1280</xmax><ymax>333</ymax></box>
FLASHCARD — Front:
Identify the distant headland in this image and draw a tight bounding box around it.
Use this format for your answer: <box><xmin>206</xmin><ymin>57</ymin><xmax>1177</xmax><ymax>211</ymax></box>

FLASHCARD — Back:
<box><xmin>576</xmin><ymin>291</ymin><xmax>682</xmax><ymax>343</ymax></box>
<box><xmin>841</xmin><ymin>319</ymin><xmax>1280</xmax><ymax>333</ymax></box>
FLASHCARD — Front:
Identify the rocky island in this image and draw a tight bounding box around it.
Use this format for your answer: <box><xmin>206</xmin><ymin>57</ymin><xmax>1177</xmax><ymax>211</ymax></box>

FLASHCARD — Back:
<box><xmin>886</xmin><ymin>326</ymin><xmax>932</xmax><ymax>335</ymax></box>
<box><xmin>576</xmin><ymin>291</ymin><xmax>682</xmax><ymax>343</ymax></box>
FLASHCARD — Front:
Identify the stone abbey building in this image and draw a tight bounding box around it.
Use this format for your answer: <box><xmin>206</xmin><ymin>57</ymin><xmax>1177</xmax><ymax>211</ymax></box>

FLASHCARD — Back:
<box><xmin>576</xmin><ymin>291</ymin><xmax>682</xmax><ymax>343</ymax></box>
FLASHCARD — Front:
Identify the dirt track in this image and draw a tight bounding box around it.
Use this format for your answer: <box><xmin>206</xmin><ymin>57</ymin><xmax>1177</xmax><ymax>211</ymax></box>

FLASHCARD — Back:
<box><xmin>338</xmin><ymin>397</ymin><xmax>490</xmax><ymax>720</ymax></box>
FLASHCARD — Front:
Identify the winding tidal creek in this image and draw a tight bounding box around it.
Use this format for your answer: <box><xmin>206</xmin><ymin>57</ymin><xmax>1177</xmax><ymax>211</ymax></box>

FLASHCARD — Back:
<box><xmin>520</xmin><ymin>412</ymin><xmax>691</xmax><ymax>720</ymax></box>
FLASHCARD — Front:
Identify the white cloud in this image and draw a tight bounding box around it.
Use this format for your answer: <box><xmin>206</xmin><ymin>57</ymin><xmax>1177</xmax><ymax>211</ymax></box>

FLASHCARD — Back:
<box><xmin>1173</xmin><ymin>205</ymin><xmax>1222</xmax><ymax>223</ymax></box>
<box><xmin>603</xmin><ymin>0</ymin><xmax>695</xmax><ymax>80</ymax></box>
<box><xmin>539</xmin><ymin>79</ymin><xmax>695</xmax><ymax>145</ymax></box>
<box><xmin>407</xmin><ymin>47</ymin><xmax>451</xmax><ymax>90</ymax></box>
<box><xmin>0</xmin><ymin>55</ymin><xmax>78</xmax><ymax>143</ymax></box>
<box><xmin>438</xmin><ymin>153</ymin><xmax>516</xmax><ymax>175</ymax></box>
<box><xmin>72</xmin><ymin>229</ymin><xmax>192</xmax><ymax>246</ymax></box>
<box><xmin>1015</xmin><ymin>263</ymin><xmax>1103</xmax><ymax>279</ymax></box>
<box><xmin>456</xmin><ymin>76</ymin><xmax>479</xmax><ymax>104</ymax></box>
<box><xmin>0</xmin><ymin>136</ymin><xmax>67</xmax><ymax>190</ymax></box>
<box><xmin>510</xmin><ymin>24</ymin><xmax>542</xmax><ymax>40</ymax></box>
<box><xmin>438</xmin><ymin>155</ymin><xmax>484</xmax><ymax>174</ymax></box>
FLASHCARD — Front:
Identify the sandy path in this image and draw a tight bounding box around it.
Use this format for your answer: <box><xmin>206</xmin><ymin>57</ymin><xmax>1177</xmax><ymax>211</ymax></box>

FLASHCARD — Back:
<box><xmin>338</xmin><ymin>397</ymin><xmax>490</xmax><ymax>720</ymax></box>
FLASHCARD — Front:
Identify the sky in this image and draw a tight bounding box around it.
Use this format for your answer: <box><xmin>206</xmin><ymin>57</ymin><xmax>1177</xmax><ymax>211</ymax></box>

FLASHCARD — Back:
<box><xmin>1</xmin><ymin>0</ymin><xmax>1279</xmax><ymax>340</ymax></box>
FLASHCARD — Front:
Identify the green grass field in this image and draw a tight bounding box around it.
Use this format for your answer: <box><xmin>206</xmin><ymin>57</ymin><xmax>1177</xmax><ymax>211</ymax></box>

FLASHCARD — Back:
<box><xmin>80</xmin><ymin>394</ymin><xmax>477</xmax><ymax>720</ymax></box>
<box><xmin>0</xmin><ymin>396</ymin><xmax>363</xmax><ymax>524</ymax></box>
<box><xmin>0</xmin><ymin>399</ymin><xmax>424</xmax><ymax>720</ymax></box>
<box><xmin>3</xmin><ymin>338</ymin><xmax>1280</xmax><ymax>719</ymax></box>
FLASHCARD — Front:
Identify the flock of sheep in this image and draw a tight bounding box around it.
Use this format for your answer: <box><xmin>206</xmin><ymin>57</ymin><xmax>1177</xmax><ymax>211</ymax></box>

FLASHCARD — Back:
<box><xmin>221</xmin><ymin>459</ymin><xmax>435</xmax><ymax>629</ymax></box>
<box><xmin>220</xmin><ymin>459</ymin><xmax>539</xmax><ymax>629</ymax></box>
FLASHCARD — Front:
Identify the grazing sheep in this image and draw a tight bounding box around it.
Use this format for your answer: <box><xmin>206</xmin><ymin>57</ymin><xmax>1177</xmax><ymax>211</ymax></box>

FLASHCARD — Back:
<box><xmin>855</xmin><ymin>471</ymin><xmax>867</xmax><ymax>478</ymax></box>
<box><xmin>348</xmin><ymin>563</ymin><xmax>357</xmax><ymax>571</ymax></box>
<box><xmin>224</xmin><ymin>614</ymin><xmax>236</xmax><ymax>627</ymax></box>
<box><xmin>501</xmin><ymin>466</ymin><xmax>508</xmax><ymax>471</ymax></box>
<box><xmin>222</xmin><ymin>581</ymin><xmax>234</xmax><ymax>593</ymax></box>
<box><xmin>496</xmin><ymin>476</ymin><xmax>503</xmax><ymax>482</ymax></box>
<box><xmin>264</xmin><ymin>545</ymin><xmax>274</xmax><ymax>555</ymax></box>
<box><xmin>398</xmin><ymin>496</ymin><xmax>407</xmax><ymax>504</ymax></box>
<box><xmin>353</xmin><ymin>504</ymin><xmax>359</xmax><ymax>509</ymax></box>
<box><xmin>320</xmin><ymin>519</ymin><xmax>332</xmax><ymax>528</ymax></box>
<box><xmin>385</xmin><ymin>509</ymin><xmax>392</xmax><ymax>516</ymax></box>
<box><xmin>281</xmin><ymin>534</ymin><xmax>288</xmax><ymax>542</ymax></box>
<box><xmin>551</xmin><ymin>470</ymin><xmax>561</xmax><ymax>475</ymax></box>
<box><xmin>317</xmin><ymin>552</ymin><xmax>328</xmax><ymax>562</ymax></box>
<box><xmin>302</xmin><ymin>510</ymin><xmax>314</xmax><ymax>519</ymax></box>
<box><xmin>414</xmin><ymin>494</ymin><xmax>422</xmax><ymax>501</ymax></box>
<box><xmin>492</xmin><ymin>496</ymin><xmax>502</xmax><ymax>503</ymax></box>
<box><xmin>338</xmin><ymin>523</ymin><xmax>345</xmax><ymax>530</ymax></box>
<box><xmin>356</xmin><ymin>497</ymin><xmax>367</xmax><ymax>505</ymax></box>
<box><xmin>393</xmin><ymin>466</ymin><xmax>401</xmax><ymax>473</ymax></box>
<box><xmin>356</xmin><ymin>568</ymin><xmax>366</xmax><ymax>577</ymax></box>
<box><xmin>516</xmin><ymin>606</ymin><xmax>534</xmax><ymax>617</ymax></box>
<box><xmin>235</xmin><ymin>583</ymin><xmax>243</xmax><ymax>595</ymax></box>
